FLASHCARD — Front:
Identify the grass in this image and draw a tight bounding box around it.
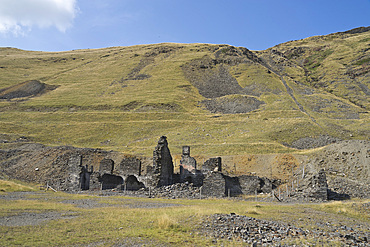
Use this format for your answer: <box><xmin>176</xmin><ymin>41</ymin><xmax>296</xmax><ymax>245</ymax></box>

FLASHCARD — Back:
<box><xmin>316</xmin><ymin>200</ymin><xmax>370</xmax><ymax>220</ymax></box>
<box><xmin>0</xmin><ymin>179</ymin><xmax>38</xmax><ymax>193</ymax></box>
<box><xmin>0</xmin><ymin>189</ymin><xmax>368</xmax><ymax>246</ymax></box>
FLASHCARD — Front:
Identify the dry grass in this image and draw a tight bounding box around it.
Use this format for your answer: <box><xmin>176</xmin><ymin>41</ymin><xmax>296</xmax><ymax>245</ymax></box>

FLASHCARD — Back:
<box><xmin>0</xmin><ymin>179</ymin><xmax>38</xmax><ymax>193</ymax></box>
<box><xmin>0</xmin><ymin>191</ymin><xmax>368</xmax><ymax>246</ymax></box>
<box><xmin>0</xmin><ymin>36</ymin><xmax>369</xmax><ymax>157</ymax></box>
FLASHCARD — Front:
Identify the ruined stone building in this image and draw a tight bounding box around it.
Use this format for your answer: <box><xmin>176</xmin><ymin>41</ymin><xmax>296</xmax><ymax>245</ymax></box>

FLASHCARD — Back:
<box><xmin>1</xmin><ymin>138</ymin><xmax>366</xmax><ymax>201</ymax></box>
<box><xmin>60</xmin><ymin>136</ymin><xmax>273</xmax><ymax>198</ymax></box>
<box><xmin>0</xmin><ymin>136</ymin><xmax>274</xmax><ymax>198</ymax></box>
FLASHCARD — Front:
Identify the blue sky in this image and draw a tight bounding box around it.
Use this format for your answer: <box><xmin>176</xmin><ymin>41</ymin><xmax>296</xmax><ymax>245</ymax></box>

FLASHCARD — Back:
<box><xmin>0</xmin><ymin>0</ymin><xmax>369</xmax><ymax>52</ymax></box>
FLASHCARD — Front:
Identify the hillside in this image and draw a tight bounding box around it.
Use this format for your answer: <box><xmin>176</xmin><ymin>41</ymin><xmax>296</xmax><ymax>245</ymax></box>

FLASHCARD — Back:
<box><xmin>0</xmin><ymin>27</ymin><xmax>369</xmax><ymax>156</ymax></box>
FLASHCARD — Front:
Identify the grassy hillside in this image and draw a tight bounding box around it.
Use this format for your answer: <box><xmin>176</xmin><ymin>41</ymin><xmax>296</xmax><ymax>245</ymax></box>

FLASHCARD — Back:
<box><xmin>0</xmin><ymin>27</ymin><xmax>369</xmax><ymax>156</ymax></box>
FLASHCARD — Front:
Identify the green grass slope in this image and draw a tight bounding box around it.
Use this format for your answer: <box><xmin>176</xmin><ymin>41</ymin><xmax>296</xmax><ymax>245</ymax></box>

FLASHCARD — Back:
<box><xmin>0</xmin><ymin>28</ymin><xmax>369</xmax><ymax>156</ymax></box>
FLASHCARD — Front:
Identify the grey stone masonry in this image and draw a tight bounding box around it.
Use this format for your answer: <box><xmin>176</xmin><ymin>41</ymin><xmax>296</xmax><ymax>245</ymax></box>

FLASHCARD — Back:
<box><xmin>294</xmin><ymin>168</ymin><xmax>329</xmax><ymax>201</ymax></box>
<box><xmin>67</xmin><ymin>154</ymin><xmax>82</xmax><ymax>191</ymax></box>
<box><xmin>201</xmin><ymin>172</ymin><xmax>225</xmax><ymax>197</ymax></box>
<box><xmin>99</xmin><ymin>159</ymin><xmax>114</xmax><ymax>174</ymax></box>
<box><xmin>180</xmin><ymin>146</ymin><xmax>197</xmax><ymax>171</ymax></box>
<box><xmin>117</xmin><ymin>157</ymin><xmax>141</xmax><ymax>177</ymax></box>
<box><xmin>152</xmin><ymin>136</ymin><xmax>174</xmax><ymax>187</ymax></box>
<box><xmin>202</xmin><ymin>157</ymin><xmax>222</xmax><ymax>174</ymax></box>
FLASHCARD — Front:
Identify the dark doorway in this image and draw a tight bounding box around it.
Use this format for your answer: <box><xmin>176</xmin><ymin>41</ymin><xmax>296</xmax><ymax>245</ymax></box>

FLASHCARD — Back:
<box><xmin>100</xmin><ymin>174</ymin><xmax>123</xmax><ymax>190</ymax></box>
<box><xmin>125</xmin><ymin>175</ymin><xmax>145</xmax><ymax>191</ymax></box>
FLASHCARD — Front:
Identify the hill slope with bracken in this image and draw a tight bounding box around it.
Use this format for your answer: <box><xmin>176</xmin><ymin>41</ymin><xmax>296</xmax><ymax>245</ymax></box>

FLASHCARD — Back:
<box><xmin>0</xmin><ymin>27</ymin><xmax>369</xmax><ymax>156</ymax></box>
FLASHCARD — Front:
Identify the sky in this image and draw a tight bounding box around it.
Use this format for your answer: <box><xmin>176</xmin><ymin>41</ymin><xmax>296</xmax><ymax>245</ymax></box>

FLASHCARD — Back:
<box><xmin>0</xmin><ymin>0</ymin><xmax>369</xmax><ymax>52</ymax></box>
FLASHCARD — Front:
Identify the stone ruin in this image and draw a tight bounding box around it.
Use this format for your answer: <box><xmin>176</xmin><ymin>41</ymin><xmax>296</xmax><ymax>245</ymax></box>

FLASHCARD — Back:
<box><xmin>179</xmin><ymin>146</ymin><xmax>204</xmax><ymax>186</ymax></box>
<box><xmin>59</xmin><ymin>136</ymin><xmax>275</xmax><ymax>198</ymax></box>
<box><xmin>0</xmin><ymin>136</ymin><xmax>330</xmax><ymax>200</ymax></box>
<box><xmin>286</xmin><ymin>167</ymin><xmax>329</xmax><ymax>201</ymax></box>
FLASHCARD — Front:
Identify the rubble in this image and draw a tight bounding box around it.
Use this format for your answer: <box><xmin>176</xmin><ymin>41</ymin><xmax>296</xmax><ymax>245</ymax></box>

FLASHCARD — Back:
<box><xmin>198</xmin><ymin>213</ymin><xmax>369</xmax><ymax>246</ymax></box>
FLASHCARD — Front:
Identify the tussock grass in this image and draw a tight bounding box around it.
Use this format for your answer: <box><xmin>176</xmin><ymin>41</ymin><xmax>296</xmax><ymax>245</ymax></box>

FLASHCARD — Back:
<box><xmin>317</xmin><ymin>200</ymin><xmax>370</xmax><ymax>220</ymax></box>
<box><xmin>156</xmin><ymin>213</ymin><xmax>179</xmax><ymax>230</ymax></box>
<box><xmin>0</xmin><ymin>179</ymin><xmax>38</xmax><ymax>193</ymax></box>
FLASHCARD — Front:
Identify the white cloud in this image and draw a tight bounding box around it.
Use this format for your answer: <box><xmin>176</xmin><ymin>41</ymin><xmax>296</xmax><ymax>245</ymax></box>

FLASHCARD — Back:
<box><xmin>0</xmin><ymin>0</ymin><xmax>78</xmax><ymax>35</ymax></box>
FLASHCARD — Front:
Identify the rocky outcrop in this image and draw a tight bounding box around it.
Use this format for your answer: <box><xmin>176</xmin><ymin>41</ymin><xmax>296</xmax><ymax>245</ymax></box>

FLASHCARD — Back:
<box><xmin>0</xmin><ymin>80</ymin><xmax>57</xmax><ymax>99</ymax></box>
<box><xmin>201</xmin><ymin>95</ymin><xmax>264</xmax><ymax>114</ymax></box>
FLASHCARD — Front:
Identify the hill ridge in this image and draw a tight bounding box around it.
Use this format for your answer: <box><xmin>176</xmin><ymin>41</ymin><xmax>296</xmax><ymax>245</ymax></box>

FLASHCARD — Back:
<box><xmin>0</xmin><ymin>27</ymin><xmax>369</xmax><ymax>156</ymax></box>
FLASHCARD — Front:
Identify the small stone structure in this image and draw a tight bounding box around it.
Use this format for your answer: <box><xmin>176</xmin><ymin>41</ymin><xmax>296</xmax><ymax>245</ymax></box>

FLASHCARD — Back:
<box><xmin>179</xmin><ymin>146</ymin><xmax>204</xmax><ymax>186</ymax></box>
<box><xmin>289</xmin><ymin>167</ymin><xmax>329</xmax><ymax>201</ymax></box>
<box><xmin>299</xmin><ymin>169</ymin><xmax>328</xmax><ymax>200</ymax></box>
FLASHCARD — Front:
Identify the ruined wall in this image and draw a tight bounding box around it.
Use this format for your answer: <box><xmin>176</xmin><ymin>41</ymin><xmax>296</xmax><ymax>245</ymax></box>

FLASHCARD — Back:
<box><xmin>116</xmin><ymin>157</ymin><xmax>141</xmax><ymax>177</ymax></box>
<box><xmin>238</xmin><ymin>175</ymin><xmax>272</xmax><ymax>195</ymax></box>
<box><xmin>180</xmin><ymin>146</ymin><xmax>197</xmax><ymax>171</ymax></box>
<box><xmin>238</xmin><ymin>175</ymin><xmax>262</xmax><ymax>194</ymax></box>
<box><xmin>201</xmin><ymin>172</ymin><xmax>225</xmax><ymax>197</ymax></box>
<box><xmin>152</xmin><ymin>136</ymin><xmax>174</xmax><ymax>186</ymax></box>
<box><xmin>202</xmin><ymin>157</ymin><xmax>222</xmax><ymax>174</ymax></box>
<box><xmin>0</xmin><ymin>144</ymin><xmax>134</xmax><ymax>191</ymax></box>
<box><xmin>99</xmin><ymin>159</ymin><xmax>114</xmax><ymax>174</ymax></box>
<box><xmin>292</xmin><ymin>166</ymin><xmax>328</xmax><ymax>201</ymax></box>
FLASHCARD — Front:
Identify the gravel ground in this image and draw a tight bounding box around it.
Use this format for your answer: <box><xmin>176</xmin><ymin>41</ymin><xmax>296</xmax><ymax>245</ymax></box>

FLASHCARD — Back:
<box><xmin>0</xmin><ymin>211</ymin><xmax>78</xmax><ymax>227</ymax></box>
<box><xmin>197</xmin><ymin>213</ymin><xmax>369</xmax><ymax>246</ymax></box>
<box><xmin>60</xmin><ymin>198</ymin><xmax>181</xmax><ymax>209</ymax></box>
<box><xmin>0</xmin><ymin>191</ymin><xmax>182</xmax><ymax>228</ymax></box>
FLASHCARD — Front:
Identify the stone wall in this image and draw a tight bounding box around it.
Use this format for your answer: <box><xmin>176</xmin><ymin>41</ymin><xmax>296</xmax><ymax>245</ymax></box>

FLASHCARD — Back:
<box><xmin>117</xmin><ymin>157</ymin><xmax>141</xmax><ymax>177</ymax></box>
<box><xmin>99</xmin><ymin>159</ymin><xmax>114</xmax><ymax>174</ymax></box>
<box><xmin>294</xmin><ymin>167</ymin><xmax>328</xmax><ymax>201</ymax></box>
<box><xmin>66</xmin><ymin>154</ymin><xmax>82</xmax><ymax>191</ymax></box>
<box><xmin>238</xmin><ymin>175</ymin><xmax>261</xmax><ymax>194</ymax></box>
<box><xmin>202</xmin><ymin>157</ymin><xmax>222</xmax><ymax>174</ymax></box>
<box><xmin>152</xmin><ymin>136</ymin><xmax>174</xmax><ymax>186</ymax></box>
<box><xmin>201</xmin><ymin>172</ymin><xmax>225</xmax><ymax>197</ymax></box>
